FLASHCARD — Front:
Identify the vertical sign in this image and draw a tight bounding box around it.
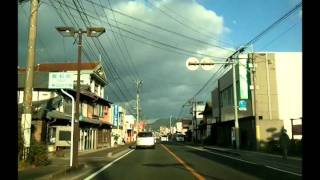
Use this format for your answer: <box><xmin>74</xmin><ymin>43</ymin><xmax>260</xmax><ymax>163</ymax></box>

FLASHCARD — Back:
<box><xmin>239</xmin><ymin>55</ymin><xmax>249</xmax><ymax>99</ymax></box>
<box><xmin>113</xmin><ymin>105</ymin><xmax>119</xmax><ymax>127</ymax></box>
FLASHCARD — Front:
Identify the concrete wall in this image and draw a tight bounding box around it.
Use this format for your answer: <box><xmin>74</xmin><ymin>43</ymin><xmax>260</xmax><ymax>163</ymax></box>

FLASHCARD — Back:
<box><xmin>274</xmin><ymin>52</ymin><xmax>302</xmax><ymax>139</ymax></box>
<box><xmin>253</xmin><ymin>53</ymin><xmax>279</xmax><ymax>121</ymax></box>
<box><xmin>211</xmin><ymin>88</ymin><xmax>220</xmax><ymax>123</ymax></box>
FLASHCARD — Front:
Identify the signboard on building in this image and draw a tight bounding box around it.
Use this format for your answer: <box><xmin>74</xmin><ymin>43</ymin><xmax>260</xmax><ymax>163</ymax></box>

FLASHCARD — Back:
<box><xmin>113</xmin><ymin>105</ymin><xmax>119</xmax><ymax>127</ymax></box>
<box><xmin>48</xmin><ymin>72</ymin><xmax>73</xmax><ymax>89</ymax></box>
<box><xmin>238</xmin><ymin>56</ymin><xmax>249</xmax><ymax>99</ymax></box>
<box><xmin>292</xmin><ymin>124</ymin><xmax>302</xmax><ymax>135</ymax></box>
<box><xmin>238</xmin><ymin>100</ymin><xmax>247</xmax><ymax>111</ymax></box>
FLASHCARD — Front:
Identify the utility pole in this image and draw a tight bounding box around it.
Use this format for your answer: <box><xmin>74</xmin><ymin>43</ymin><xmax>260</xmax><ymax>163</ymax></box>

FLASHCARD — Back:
<box><xmin>232</xmin><ymin>57</ymin><xmax>240</xmax><ymax>150</ymax></box>
<box><xmin>169</xmin><ymin>115</ymin><xmax>172</xmax><ymax>135</ymax></box>
<box><xmin>193</xmin><ymin>97</ymin><xmax>197</xmax><ymax>144</ymax></box>
<box><xmin>21</xmin><ymin>0</ymin><xmax>39</xmax><ymax>160</ymax></box>
<box><xmin>135</xmin><ymin>80</ymin><xmax>143</xmax><ymax>132</ymax></box>
<box><xmin>56</xmin><ymin>26</ymin><xmax>105</xmax><ymax>168</ymax></box>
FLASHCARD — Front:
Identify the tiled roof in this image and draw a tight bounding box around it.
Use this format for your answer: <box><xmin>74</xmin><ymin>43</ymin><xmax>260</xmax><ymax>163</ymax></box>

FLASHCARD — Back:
<box><xmin>18</xmin><ymin>62</ymin><xmax>99</xmax><ymax>72</ymax></box>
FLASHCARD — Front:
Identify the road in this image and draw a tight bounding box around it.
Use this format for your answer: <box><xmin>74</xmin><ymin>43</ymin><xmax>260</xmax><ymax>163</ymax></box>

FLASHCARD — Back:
<box><xmin>83</xmin><ymin>142</ymin><xmax>301</xmax><ymax>180</ymax></box>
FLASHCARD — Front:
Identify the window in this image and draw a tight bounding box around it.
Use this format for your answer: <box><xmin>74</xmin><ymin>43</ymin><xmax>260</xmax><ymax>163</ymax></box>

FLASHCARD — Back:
<box><xmin>59</xmin><ymin>131</ymin><xmax>71</xmax><ymax>141</ymax></box>
<box><xmin>220</xmin><ymin>86</ymin><xmax>233</xmax><ymax>107</ymax></box>
<box><xmin>138</xmin><ymin>132</ymin><xmax>153</xmax><ymax>137</ymax></box>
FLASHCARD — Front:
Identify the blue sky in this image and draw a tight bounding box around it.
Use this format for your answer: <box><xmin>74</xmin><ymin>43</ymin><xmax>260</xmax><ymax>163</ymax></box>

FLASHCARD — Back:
<box><xmin>196</xmin><ymin>0</ymin><xmax>302</xmax><ymax>51</ymax></box>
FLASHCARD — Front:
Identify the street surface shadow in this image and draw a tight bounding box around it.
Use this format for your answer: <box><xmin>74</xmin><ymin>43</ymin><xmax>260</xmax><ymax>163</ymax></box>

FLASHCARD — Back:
<box><xmin>186</xmin><ymin>149</ymin><xmax>301</xmax><ymax>180</ymax></box>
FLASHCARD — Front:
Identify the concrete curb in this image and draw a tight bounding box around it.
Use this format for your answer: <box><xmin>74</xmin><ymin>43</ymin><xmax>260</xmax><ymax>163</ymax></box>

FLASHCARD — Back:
<box><xmin>203</xmin><ymin>146</ymin><xmax>241</xmax><ymax>157</ymax></box>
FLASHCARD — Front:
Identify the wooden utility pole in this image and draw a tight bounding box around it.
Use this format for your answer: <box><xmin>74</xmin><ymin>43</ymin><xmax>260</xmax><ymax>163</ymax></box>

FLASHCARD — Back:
<box><xmin>21</xmin><ymin>0</ymin><xmax>39</xmax><ymax>160</ymax></box>
<box><xmin>136</xmin><ymin>80</ymin><xmax>142</xmax><ymax>132</ymax></box>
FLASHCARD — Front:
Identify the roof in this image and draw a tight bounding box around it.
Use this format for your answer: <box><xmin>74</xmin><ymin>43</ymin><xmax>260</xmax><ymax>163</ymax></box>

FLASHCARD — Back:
<box><xmin>65</xmin><ymin>89</ymin><xmax>112</xmax><ymax>107</ymax></box>
<box><xmin>199</xmin><ymin>102</ymin><xmax>213</xmax><ymax>115</ymax></box>
<box><xmin>18</xmin><ymin>96</ymin><xmax>63</xmax><ymax>119</ymax></box>
<box><xmin>18</xmin><ymin>62</ymin><xmax>99</xmax><ymax>72</ymax></box>
<box><xmin>46</xmin><ymin>110</ymin><xmax>111</xmax><ymax>126</ymax></box>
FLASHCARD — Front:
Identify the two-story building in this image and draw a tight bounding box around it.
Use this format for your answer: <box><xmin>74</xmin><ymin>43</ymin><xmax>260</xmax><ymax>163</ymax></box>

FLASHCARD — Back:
<box><xmin>18</xmin><ymin>62</ymin><xmax>113</xmax><ymax>152</ymax></box>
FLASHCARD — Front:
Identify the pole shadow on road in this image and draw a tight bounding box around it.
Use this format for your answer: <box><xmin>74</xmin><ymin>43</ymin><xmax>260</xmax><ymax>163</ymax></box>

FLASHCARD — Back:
<box><xmin>186</xmin><ymin>149</ymin><xmax>301</xmax><ymax>180</ymax></box>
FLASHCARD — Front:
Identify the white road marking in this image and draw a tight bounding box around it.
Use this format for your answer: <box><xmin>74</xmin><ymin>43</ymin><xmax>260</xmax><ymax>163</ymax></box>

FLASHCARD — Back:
<box><xmin>187</xmin><ymin>146</ymin><xmax>258</xmax><ymax>165</ymax></box>
<box><xmin>186</xmin><ymin>146</ymin><xmax>302</xmax><ymax>176</ymax></box>
<box><xmin>84</xmin><ymin>149</ymin><xmax>135</xmax><ymax>180</ymax></box>
<box><xmin>265</xmin><ymin>165</ymin><xmax>302</xmax><ymax>176</ymax></box>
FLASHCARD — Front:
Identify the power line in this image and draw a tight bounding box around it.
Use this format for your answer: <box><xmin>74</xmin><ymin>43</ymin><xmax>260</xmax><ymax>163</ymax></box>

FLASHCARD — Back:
<box><xmin>45</xmin><ymin>0</ymin><xmax>138</xmax><ymax>110</ymax></box>
<box><xmin>147</xmin><ymin>0</ymin><xmax>235</xmax><ymax>48</ymax></box>
<box><xmin>48</xmin><ymin>0</ymin><xmax>230</xmax><ymax>59</ymax></box>
<box><xmin>59</xmin><ymin>0</ymin><xmax>138</xmax><ymax>102</ymax></box>
<box><xmin>106</xmin><ymin>0</ymin><xmax>140</xmax><ymax>80</ymax></box>
<box><xmin>260</xmin><ymin>20</ymin><xmax>301</xmax><ymax>49</ymax></box>
<box><xmin>244</xmin><ymin>2</ymin><xmax>302</xmax><ymax>47</ymax></box>
<box><xmin>178</xmin><ymin>2</ymin><xmax>302</xmax><ymax>117</ymax></box>
<box><xmin>82</xmin><ymin>0</ymin><xmax>234</xmax><ymax>52</ymax></box>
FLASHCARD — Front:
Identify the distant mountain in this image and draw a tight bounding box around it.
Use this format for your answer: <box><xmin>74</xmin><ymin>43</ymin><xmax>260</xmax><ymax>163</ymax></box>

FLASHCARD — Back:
<box><xmin>146</xmin><ymin>118</ymin><xmax>179</xmax><ymax>131</ymax></box>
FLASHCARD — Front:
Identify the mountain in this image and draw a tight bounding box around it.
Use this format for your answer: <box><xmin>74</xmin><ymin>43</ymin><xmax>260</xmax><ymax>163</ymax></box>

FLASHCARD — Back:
<box><xmin>146</xmin><ymin>118</ymin><xmax>179</xmax><ymax>131</ymax></box>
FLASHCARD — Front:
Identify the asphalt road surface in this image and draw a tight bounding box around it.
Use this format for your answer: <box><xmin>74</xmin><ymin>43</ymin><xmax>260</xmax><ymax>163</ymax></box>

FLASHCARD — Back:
<box><xmin>84</xmin><ymin>142</ymin><xmax>301</xmax><ymax>180</ymax></box>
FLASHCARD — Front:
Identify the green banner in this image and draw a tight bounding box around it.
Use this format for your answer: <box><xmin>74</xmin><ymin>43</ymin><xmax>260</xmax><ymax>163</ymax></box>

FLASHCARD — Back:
<box><xmin>239</xmin><ymin>57</ymin><xmax>248</xmax><ymax>99</ymax></box>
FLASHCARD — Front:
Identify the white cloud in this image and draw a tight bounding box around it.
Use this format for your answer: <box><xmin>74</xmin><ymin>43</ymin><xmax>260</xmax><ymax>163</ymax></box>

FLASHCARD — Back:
<box><xmin>18</xmin><ymin>0</ymin><xmax>232</xmax><ymax>119</ymax></box>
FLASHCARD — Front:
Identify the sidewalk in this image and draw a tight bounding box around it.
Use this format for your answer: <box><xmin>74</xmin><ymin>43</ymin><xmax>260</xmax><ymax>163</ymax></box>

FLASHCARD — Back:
<box><xmin>18</xmin><ymin>143</ymin><xmax>135</xmax><ymax>180</ymax></box>
<box><xmin>202</xmin><ymin>145</ymin><xmax>302</xmax><ymax>175</ymax></box>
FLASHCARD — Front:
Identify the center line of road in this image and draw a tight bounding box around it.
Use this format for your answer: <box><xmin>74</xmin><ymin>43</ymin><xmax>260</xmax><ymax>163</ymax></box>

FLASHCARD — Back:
<box><xmin>161</xmin><ymin>144</ymin><xmax>206</xmax><ymax>180</ymax></box>
<box><xmin>84</xmin><ymin>149</ymin><xmax>135</xmax><ymax>180</ymax></box>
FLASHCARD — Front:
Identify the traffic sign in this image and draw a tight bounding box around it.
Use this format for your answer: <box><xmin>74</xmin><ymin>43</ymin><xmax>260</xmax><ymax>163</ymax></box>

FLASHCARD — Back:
<box><xmin>200</xmin><ymin>57</ymin><xmax>214</xmax><ymax>70</ymax></box>
<box><xmin>186</xmin><ymin>57</ymin><xmax>199</xmax><ymax>71</ymax></box>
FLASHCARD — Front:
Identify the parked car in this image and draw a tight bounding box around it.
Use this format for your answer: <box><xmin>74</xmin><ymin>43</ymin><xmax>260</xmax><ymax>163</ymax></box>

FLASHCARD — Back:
<box><xmin>136</xmin><ymin>132</ymin><xmax>155</xmax><ymax>149</ymax></box>
<box><xmin>160</xmin><ymin>135</ymin><xmax>169</xmax><ymax>142</ymax></box>
<box><xmin>175</xmin><ymin>134</ymin><xmax>185</xmax><ymax>142</ymax></box>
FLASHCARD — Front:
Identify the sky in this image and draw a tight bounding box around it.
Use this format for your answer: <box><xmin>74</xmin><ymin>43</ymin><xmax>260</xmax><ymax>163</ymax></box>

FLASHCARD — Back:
<box><xmin>18</xmin><ymin>0</ymin><xmax>302</xmax><ymax>122</ymax></box>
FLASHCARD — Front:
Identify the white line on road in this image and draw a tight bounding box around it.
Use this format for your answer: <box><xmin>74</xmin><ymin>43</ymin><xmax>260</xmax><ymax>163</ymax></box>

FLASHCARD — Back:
<box><xmin>84</xmin><ymin>149</ymin><xmax>135</xmax><ymax>180</ymax></box>
<box><xmin>187</xmin><ymin>146</ymin><xmax>258</xmax><ymax>165</ymax></box>
<box><xmin>186</xmin><ymin>146</ymin><xmax>302</xmax><ymax>177</ymax></box>
<box><xmin>265</xmin><ymin>165</ymin><xmax>302</xmax><ymax>176</ymax></box>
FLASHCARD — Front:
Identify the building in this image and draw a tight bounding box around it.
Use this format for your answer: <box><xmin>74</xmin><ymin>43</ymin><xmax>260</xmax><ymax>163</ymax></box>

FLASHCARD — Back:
<box><xmin>124</xmin><ymin>114</ymin><xmax>136</xmax><ymax>142</ymax></box>
<box><xmin>18</xmin><ymin>62</ymin><xmax>113</xmax><ymax>152</ymax></box>
<box><xmin>190</xmin><ymin>101</ymin><xmax>205</xmax><ymax>142</ymax></box>
<box><xmin>199</xmin><ymin>102</ymin><xmax>213</xmax><ymax>141</ymax></box>
<box><xmin>211</xmin><ymin>52</ymin><xmax>302</xmax><ymax>150</ymax></box>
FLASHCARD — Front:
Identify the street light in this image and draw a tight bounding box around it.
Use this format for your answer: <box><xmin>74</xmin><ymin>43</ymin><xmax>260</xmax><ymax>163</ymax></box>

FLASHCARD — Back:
<box><xmin>56</xmin><ymin>26</ymin><xmax>105</xmax><ymax>168</ymax></box>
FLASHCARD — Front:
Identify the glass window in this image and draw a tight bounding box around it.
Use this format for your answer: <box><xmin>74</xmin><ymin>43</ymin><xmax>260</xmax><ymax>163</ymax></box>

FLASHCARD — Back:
<box><xmin>59</xmin><ymin>131</ymin><xmax>71</xmax><ymax>141</ymax></box>
<box><xmin>138</xmin><ymin>132</ymin><xmax>153</xmax><ymax>137</ymax></box>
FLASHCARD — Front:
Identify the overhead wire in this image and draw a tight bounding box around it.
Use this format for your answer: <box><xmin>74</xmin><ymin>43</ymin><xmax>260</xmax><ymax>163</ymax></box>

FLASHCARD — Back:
<box><xmin>106</xmin><ymin>0</ymin><xmax>140</xmax><ymax>80</ymax></box>
<box><xmin>49</xmin><ymin>0</ymin><xmax>230</xmax><ymax>60</ymax></box>
<box><xmin>83</xmin><ymin>0</ymin><xmax>234</xmax><ymax>52</ymax></box>
<box><xmin>45</xmin><ymin>0</ymin><xmax>138</xmax><ymax>111</ymax></box>
<box><xmin>177</xmin><ymin>1</ymin><xmax>302</xmax><ymax>118</ymax></box>
<box><xmin>147</xmin><ymin>0</ymin><xmax>235</xmax><ymax>48</ymax></box>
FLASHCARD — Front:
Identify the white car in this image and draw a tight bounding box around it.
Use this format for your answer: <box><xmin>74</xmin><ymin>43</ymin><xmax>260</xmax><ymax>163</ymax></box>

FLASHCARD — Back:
<box><xmin>160</xmin><ymin>135</ymin><xmax>169</xmax><ymax>142</ymax></box>
<box><xmin>136</xmin><ymin>132</ymin><xmax>155</xmax><ymax>149</ymax></box>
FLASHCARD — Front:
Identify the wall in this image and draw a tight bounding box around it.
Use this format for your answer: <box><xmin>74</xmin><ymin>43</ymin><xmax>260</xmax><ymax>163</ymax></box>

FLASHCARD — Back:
<box><xmin>274</xmin><ymin>52</ymin><xmax>302</xmax><ymax>139</ymax></box>
<box><xmin>253</xmin><ymin>53</ymin><xmax>279</xmax><ymax>121</ymax></box>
